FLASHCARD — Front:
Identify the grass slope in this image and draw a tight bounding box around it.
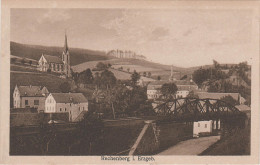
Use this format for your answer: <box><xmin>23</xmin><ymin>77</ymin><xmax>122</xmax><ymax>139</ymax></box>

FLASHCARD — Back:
<box><xmin>11</xmin><ymin>41</ymin><xmax>114</xmax><ymax>66</ymax></box>
<box><xmin>200</xmin><ymin>127</ymin><xmax>250</xmax><ymax>155</ymax></box>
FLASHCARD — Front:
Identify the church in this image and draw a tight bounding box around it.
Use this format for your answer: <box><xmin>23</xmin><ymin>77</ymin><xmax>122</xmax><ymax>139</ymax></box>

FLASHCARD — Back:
<box><xmin>38</xmin><ymin>33</ymin><xmax>71</xmax><ymax>77</ymax></box>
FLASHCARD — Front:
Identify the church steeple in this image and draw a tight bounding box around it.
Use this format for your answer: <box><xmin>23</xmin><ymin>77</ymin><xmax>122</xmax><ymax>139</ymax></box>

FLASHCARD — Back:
<box><xmin>64</xmin><ymin>31</ymin><xmax>69</xmax><ymax>53</ymax></box>
<box><xmin>62</xmin><ymin>31</ymin><xmax>71</xmax><ymax>78</ymax></box>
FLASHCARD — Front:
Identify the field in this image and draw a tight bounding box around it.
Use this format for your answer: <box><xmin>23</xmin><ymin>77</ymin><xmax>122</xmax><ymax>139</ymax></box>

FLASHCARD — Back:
<box><xmin>71</xmin><ymin>58</ymin><xmax>195</xmax><ymax>81</ymax></box>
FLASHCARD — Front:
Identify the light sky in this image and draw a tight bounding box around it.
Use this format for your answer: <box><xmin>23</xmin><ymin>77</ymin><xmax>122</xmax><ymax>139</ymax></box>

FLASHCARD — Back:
<box><xmin>11</xmin><ymin>8</ymin><xmax>254</xmax><ymax>67</ymax></box>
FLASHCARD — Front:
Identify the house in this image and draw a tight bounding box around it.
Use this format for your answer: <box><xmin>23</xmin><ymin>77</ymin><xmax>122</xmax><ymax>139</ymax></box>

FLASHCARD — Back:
<box><xmin>193</xmin><ymin>120</ymin><xmax>220</xmax><ymax>137</ymax></box>
<box><xmin>44</xmin><ymin>93</ymin><xmax>88</xmax><ymax>122</ymax></box>
<box><xmin>147</xmin><ymin>80</ymin><xmax>198</xmax><ymax>100</ymax></box>
<box><xmin>196</xmin><ymin>92</ymin><xmax>246</xmax><ymax>105</ymax></box>
<box><xmin>13</xmin><ymin>85</ymin><xmax>49</xmax><ymax>110</ymax></box>
<box><xmin>38</xmin><ymin>33</ymin><xmax>71</xmax><ymax>77</ymax></box>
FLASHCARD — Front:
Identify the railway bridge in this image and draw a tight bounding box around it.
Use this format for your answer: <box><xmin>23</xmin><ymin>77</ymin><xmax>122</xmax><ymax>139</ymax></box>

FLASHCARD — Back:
<box><xmin>153</xmin><ymin>98</ymin><xmax>247</xmax><ymax>137</ymax></box>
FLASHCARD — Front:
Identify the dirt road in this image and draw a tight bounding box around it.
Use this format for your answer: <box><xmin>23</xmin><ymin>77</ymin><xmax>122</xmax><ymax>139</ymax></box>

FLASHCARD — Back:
<box><xmin>158</xmin><ymin>136</ymin><xmax>220</xmax><ymax>155</ymax></box>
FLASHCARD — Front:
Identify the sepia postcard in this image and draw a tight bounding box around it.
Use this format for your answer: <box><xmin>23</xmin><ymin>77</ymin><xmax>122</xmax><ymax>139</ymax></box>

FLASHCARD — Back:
<box><xmin>0</xmin><ymin>0</ymin><xmax>260</xmax><ymax>164</ymax></box>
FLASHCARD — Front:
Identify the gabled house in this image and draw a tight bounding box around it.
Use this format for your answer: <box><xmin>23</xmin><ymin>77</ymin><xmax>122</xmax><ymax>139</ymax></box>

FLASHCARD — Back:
<box><xmin>13</xmin><ymin>85</ymin><xmax>49</xmax><ymax>110</ymax></box>
<box><xmin>45</xmin><ymin>93</ymin><xmax>88</xmax><ymax>122</ymax></box>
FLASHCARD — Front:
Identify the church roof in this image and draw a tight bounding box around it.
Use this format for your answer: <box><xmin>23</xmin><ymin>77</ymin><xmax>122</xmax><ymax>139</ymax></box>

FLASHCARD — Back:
<box><xmin>17</xmin><ymin>85</ymin><xmax>48</xmax><ymax>97</ymax></box>
<box><xmin>51</xmin><ymin>93</ymin><xmax>88</xmax><ymax>103</ymax></box>
<box><xmin>43</xmin><ymin>54</ymin><xmax>63</xmax><ymax>64</ymax></box>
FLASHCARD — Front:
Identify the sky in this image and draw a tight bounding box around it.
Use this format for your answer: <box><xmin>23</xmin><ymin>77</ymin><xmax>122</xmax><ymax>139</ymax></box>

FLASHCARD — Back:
<box><xmin>11</xmin><ymin>8</ymin><xmax>254</xmax><ymax>67</ymax></box>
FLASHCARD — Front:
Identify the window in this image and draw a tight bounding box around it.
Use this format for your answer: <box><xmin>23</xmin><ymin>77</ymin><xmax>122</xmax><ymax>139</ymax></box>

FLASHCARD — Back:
<box><xmin>60</xmin><ymin>108</ymin><xmax>62</xmax><ymax>112</ymax></box>
<box><xmin>34</xmin><ymin>100</ymin><xmax>39</xmax><ymax>105</ymax></box>
<box><xmin>205</xmin><ymin>124</ymin><xmax>207</xmax><ymax>128</ymax></box>
<box><xmin>198</xmin><ymin>123</ymin><xmax>200</xmax><ymax>127</ymax></box>
<box><xmin>65</xmin><ymin>108</ymin><xmax>67</xmax><ymax>111</ymax></box>
<box><xmin>25</xmin><ymin>100</ymin><xmax>28</xmax><ymax>105</ymax></box>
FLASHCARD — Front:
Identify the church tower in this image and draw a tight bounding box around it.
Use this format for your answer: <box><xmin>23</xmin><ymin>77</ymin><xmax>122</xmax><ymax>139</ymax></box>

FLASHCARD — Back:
<box><xmin>62</xmin><ymin>32</ymin><xmax>71</xmax><ymax>77</ymax></box>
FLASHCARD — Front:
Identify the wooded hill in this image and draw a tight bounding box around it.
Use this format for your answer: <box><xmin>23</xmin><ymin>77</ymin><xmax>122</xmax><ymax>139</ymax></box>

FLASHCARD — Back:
<box><xmin>10</xmin><ymin>41</ymin><xmax>114</xmax><ymax>66</ymax></box>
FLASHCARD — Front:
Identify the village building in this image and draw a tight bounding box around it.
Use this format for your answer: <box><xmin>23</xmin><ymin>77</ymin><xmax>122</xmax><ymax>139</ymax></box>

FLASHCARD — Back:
<box><xmin>147</xmin><ymin>80</ymin><xmax>198</xmax><ymax>100</ymax></box>
<box><xmin>38</xmin><ymin>33</ymin><xmax>71</xmax><ymax>77</ymax></box>
<box><xmin>44</xmin><ymin>93</ymin><xmax>88</xmax><ymax>122</ymax></box>
<box><xmin>13</xmin><ymin>85</ymin><xmax>49</xmax><ymax>110</ymax></box>
<box><xmin>193</xmin><ymin>120</ymin><xmax>220</xmax><ymax>137</ymax></box>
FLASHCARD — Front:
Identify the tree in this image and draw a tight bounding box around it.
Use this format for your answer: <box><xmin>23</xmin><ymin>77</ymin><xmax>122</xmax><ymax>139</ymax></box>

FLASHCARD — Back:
<box><xmin>11</xmin><ymin>58</ymin><xmax>17</xmax><ymax>63</ymax></box>
<box><xmin>77</xmin><ymin>112</ymin><xmax>104</xmax><ymax>154</ymax></box>
<box><xmin>186</xmin><ymin>91</ymin><xmax>199</xmax><ymax>99</ymax></box>
<box><xmin>192</xmin><ymin>68</ymin><xmax>209</xmax><ymax>87</ymax></box>
<box><xmin>148</xmin><ymin>72</ymin><xmax>151</xmax><ymax>78</ymax></box>
<box><xmin>213</xmin><ymin>60</ymin><xmax>220</xmax><ymax>69</ymax></box>
<box><xmin>78</xmin><ymin>68</ymin><xmax>93</xmax><ymax>84</ymax></box>
<box><xmin>143</xmin><ymin>72</ymin><xmax>147</xmax><ymax>77</ymax></box>
<box><xmin>180</xmin><ymin>75</ymin><xmax>188</xmax><ymax>80</ymax></box>
<box><xmin>100</xmin><ymin>69</ymin><xmax>117</xmax><ymax>89</ymax></box>
<box><xmin>131</xmin><ymin>70</ymin><xmax>140</xmax><ymax>86</ymax></box>
<box><xmin>29</xmin><ymin>60</ymin><xmax>32</xmax><ymax>66</ymax></box>
<box><xmin>59</xmin><ymin>82</ymin><xmax>71</xmax><ymax>93</ymax></box>
<box><xmin>21</xmin><ymin>58</ymin><xmax>26</xmax><ymax>65</ymax></box>
<box><xmin>220</xmin><ymin>95</ymin><xmax>239</xmax><ymax>106</ymax></box>
<box><xmin>160</xmin><ymin>83</ymin><xmax>178</xmax><ymax>100</ymax></box>
<box><xmin>96</xmin><ymin>62</ymin><xmax>107</xmax><ymax>70</ymax></box>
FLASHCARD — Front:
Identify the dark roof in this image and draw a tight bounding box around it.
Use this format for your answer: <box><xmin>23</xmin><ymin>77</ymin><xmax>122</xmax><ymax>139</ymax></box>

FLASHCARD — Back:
<box><xmin>197</xmin><ymin>92</ymin><xmax>240</xmax><ymax>100</ymax></box>
<box><xmin>51</xmin><ymin>93</ymin><xmax>88</xmax><ymax>103</ymax></box>
<box><xmin>43</xmin><ymin>54</ymin><xmax>63</xmax><ymax>64</ymax></box>
<box><xmin>18</xmin><ymin>86</ymin><xmax>47</xmax><ymax>97</ymax></box>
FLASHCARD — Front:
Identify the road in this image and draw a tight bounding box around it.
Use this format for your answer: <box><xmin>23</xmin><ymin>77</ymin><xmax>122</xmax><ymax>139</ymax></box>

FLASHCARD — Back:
<box><xmin>158</xmin><ymin>136</ymin><xmax>220</xmax><ymax>155</ymax></box>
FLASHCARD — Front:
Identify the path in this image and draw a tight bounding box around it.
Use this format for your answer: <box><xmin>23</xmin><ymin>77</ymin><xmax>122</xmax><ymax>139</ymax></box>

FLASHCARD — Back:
<box><xmin>158</xmin><ymin>136</ymin><xmax>220</xmax><ymax>155</ymax></box>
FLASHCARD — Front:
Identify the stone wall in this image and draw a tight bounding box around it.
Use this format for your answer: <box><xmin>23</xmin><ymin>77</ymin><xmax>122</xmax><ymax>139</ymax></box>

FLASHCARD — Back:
<box><xmin>129</xmin><ymin>121</ymin><xmax>159</xmax><ymax>155</ymax></box>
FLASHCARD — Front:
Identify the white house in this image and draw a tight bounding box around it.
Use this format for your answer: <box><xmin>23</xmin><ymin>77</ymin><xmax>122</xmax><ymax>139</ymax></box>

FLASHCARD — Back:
<box><xmin>13</xmin><ymin>85</ymin><xmax>49</xmax><ymax>110</ymax></box>
<box><xmin>147</xmin><ymin>80</ymin><xmax>198</xmax><ymax>100</ymax></box>
<box><xmin>45</xmin><ymin>93</ymin><xmax>88</xmax><ymax>122</ymax></box>
<box><xmin>193</xmin><ymin>120</ymin><xmax>221</xmax><ymax>137</ymax></box>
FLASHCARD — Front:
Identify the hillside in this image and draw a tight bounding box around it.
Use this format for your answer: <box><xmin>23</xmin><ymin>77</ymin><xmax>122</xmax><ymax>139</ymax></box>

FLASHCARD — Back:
<box><xmin>10</xmin><ymin>41</ymin><xmax>114</xmax><ymax>66</ymax></box>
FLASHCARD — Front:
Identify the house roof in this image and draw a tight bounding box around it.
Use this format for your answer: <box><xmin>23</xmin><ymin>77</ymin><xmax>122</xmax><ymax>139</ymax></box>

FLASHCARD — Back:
<box><xmin>196</xmin><ymin>92</ymin><xmax>240</xmax><ymax>100</ymax></box>
<box><xmin>51</xmin><ymin>93</ymin><xmax>88</xmax><ymax>103</ymax></box>
<box><xmin>43</xmin><ymin>54</ymin><xmax>63</xmax><ymax>64</ymax></box>
<box><xmin>18</xmin><ymin>85</ymin><xmax>47</xmax><ymax>97</ymax></box>
<box><xmin>235</xmin><ymin>104</ymin><xmax>251</xmax><ymax>111</ymax></box>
